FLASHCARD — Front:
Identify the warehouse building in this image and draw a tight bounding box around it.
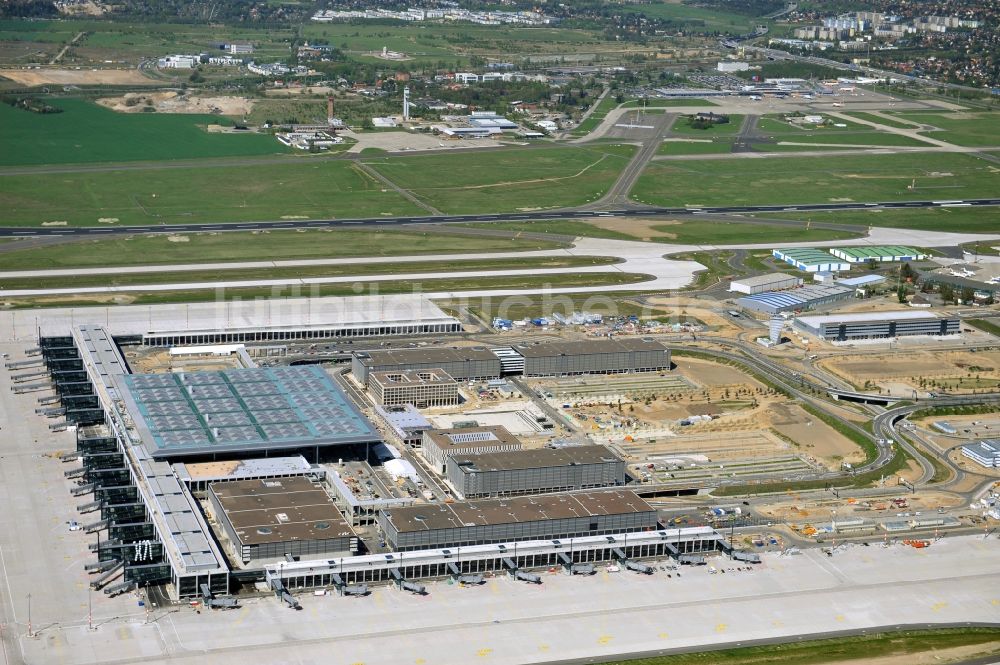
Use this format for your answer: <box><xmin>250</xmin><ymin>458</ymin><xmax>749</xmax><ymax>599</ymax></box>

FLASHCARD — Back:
<box><xmin>422</xmin><ymin>426</ymin><xmax>523</xmax><ymax>472</ymax></box>
<box><xmin>961</xmin><ymin>440</ymin><xmax>1000</xmax><ymax>469</ymax></box>
<box><xmin>794</xmin><ymin>311</ymin><xmax>960</xmax><ymax>341</ymax></box>
<box><xmin>378</xmin><ymin>490</ymin><xmax>658</xmax><ymax>550</ymax></box>
<box><xmin>773</xmin><ymin>248</ymin><xmax>851</xmax><ymax>273</ymax></box>
<box><xmin>736</xmin><ymin>284</ymin><xmax>853</xmax><ymax>315</ymax></box>
<box><xmin>115</xmin><ymin>366</ymin><xmax>381</xmax><ymax>459</ymax></box>
<box><xmin>446</xmin><ymin>445</ymin><xmax>625</xmax><ymax>499</ymax></box>
<box><xmin>368</xmin><ymin>368</ymin><xmax>459</xmax><ymax>407</ymax></box>
<box><xmin>828</xmin><ymin>246</ymin><xmax>927</xmax><ymax>263</ymax></box>
<box><xmin>729</xmin><ymin>273</ymin><xmax>803</xmax><ymax>295</ymax></box>
<box><xmin>209</xmin><ymin>477</ymin><xmax>358</xmax><ymax>564</ymax></box>
<box><xmin>512</xmin><ymin>339</ymin><xmax>670</xmax><ymax>377</ymax></box>
<box><xmin>352</xmin><ymin>347</ymin><xmax>501</xmax><ymax>385</ymax></box>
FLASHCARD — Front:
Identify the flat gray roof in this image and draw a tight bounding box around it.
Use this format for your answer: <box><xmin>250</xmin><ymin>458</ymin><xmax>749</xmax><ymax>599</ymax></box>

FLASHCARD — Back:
<box><xmin>116</xmin><ymin>366</ymin><xmax>380</xmax><ymax>458</ymax></box>
<box><xmin>513</xmin><ymin>339</ymin><xmax>667</xmax><ymax>358</ymax></box>
<box><xmin>357</xmin><ymin>347</ymin><xmax>498</xmax><ymax>367</ymax></box>
<box><xmin>370</xmin><ymin>368</ymin><xmax>457</xmax><ymax>386</ymax></box>
<box><xmin>796</xmin><ymin>310</ymin><xmax>947</xmax><ymax>326</ymax></box>
<box><xmin>383</xmin><ymin>490</ymin><xmax>654</xmax><ymax>533</ymax></box>
<box><xmin>211</xmin><ymin>477</ymin><xmax>356</xmax><ymax>546</ymax></box>
<box><xmin>451</xmin><ymin>445</ymin><xmax>621</xmax><ymax>473</ymax></box>
<box><xmin>425</xmin><ymin>426</ymin><xmax>522</xmax><ymax>450</ymax></box>
<box><xmin>174</xmin><ymin>456</ymin><xmax>313</xmax><ymax>483</ymax></box>
<box><xmin>731</xmin><ymin>273</ymin><xmax>801</xmax><ymax>287</ymax></box>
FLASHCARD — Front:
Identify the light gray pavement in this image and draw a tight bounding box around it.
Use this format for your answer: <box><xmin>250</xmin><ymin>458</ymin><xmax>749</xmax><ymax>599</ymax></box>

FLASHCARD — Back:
<box><xmin>5</xmin><ymin>228</ymin><xmax>1000</xmax><ymax>301</ymax></box>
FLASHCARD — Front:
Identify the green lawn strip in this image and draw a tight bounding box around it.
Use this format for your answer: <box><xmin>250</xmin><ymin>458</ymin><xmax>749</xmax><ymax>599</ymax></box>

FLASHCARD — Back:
<box><xmin>631</xmin><ymin>153</ymin><xmax>1000</xmax><ymax>208</ymax></box>
<box><xmin>658</xmin><ymin>140</ymin><xmax>736</xmax><ymax>156</ymax></box>
<box><xmin>570</xmin><ymin>93</ymin><xmax>621</xmax><ymax>137</ymax></box>
<box><xmin>601</xmin><ymin>628</ymin><xmax>1000</xmax><ymax>665</ymax></box>
<box><xmin>459</xmin><ymin>220</ymin><xmax>635</xmax><ymax>240</ymax></box>
<box><xmin>670</xmin><ymin>252</ymin><xmax>733</xmax><ymax>290</ymax></box>
<box><xmin>756</xmin><ymin>206</ymin><xmax>1000</xmax><ymax>234</ymax></box>
<box><xmin>966</xmin><ymin>319</ymin><xmax>1000</xmax><ymax>336</ymax></box>
<box><xmin>362</xmin><ymin>144</ymin><xmax>636</xmax><ymax>214</ymax></box>
<box><xmin>959</xmin><ymin>241</ymin><xmax>1000</xmax><ymax>257</ymax></box>
<box><xmin>0</xmin><ymin>255</ymin><xmax>620</xmax><ymax>290</ymax></box>
<box><xmin>0</xmin><ymin>160</ymin><xmax>426</xmax><ymax>227</ymax></box>
<box><xmin>650</xmin><ymin>221</ymin><xmax>859</xmax><ymax>244</ymax></box>
<box><xmin>0</xmin><ymin>229</ymin><xmax>566</xmax><ymax>270</ymax></box>
<box><xmin>909</xmin><ymin>402</ymin><xmax>1000</xmax><ymax>421</ymax></box>
<box><xmin>621</xmin><ymin>99</ymin><xmax>717</xmax><ymax>108</ymax></box>
<box><xmin>0</xmin><ymin>99</ymin><xmax>290</xmax><ymax>166</ymax></box>
<box><xmin>844</xmin><ymin>111</ymin><xmax>923</xmax><ymax>129</ymax></box>
<box><xmin>6</xmin><ymin>272</ymin><xmax>652</xmax><ymax>309</ymax></box>
<box><xmin>891</xmin><ymin>111</ymin><xmax>1000</xmax><ymax>147</ymax></box>
<box><xmin>751</xmin><ymin>143</ymin><xmax>858</xmax><ymax>153</ymax></box>
<box><xmin>767</xmin><ymin>132</ymin><xmax>930</xmax><ymax>147</ymax></box>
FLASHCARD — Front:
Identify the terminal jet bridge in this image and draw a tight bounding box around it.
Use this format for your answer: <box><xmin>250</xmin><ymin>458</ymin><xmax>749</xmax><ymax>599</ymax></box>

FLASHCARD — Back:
<box><xmin>611</xmin><ymin>548</ymin><xmax>654</xmax><ymax>574</ymax></box>
<box><xmin>557</xmin><ymin>552</ymin><xmax>595</xmax><ymax>576</ymax></box>
<box><xmin>447</xmin><ymin>562</ymin><xmax>484</xmax><ymax>585</ymax></box>
<box><xmin>388</xmin><ymin>568</ymin><xmax>427</xmax><ymax>594</ymax></box>
<box><xmin>269</xmin><ymin>578</ymin><xmax>301</xmax><ymax>610</ymax></box>
<box><xmin>200</xmin><ymin>584</ymin><xmax>239</xmax><ymax>609</ymax></box>
<box><xmin>502</xmin><ymin>557</ymin><xmax>541</xmax><ymax>583</ymax></box>
<box><xmin>330</xmin><ymin>574</ymin><xmax>369</xmax><ymax>597</ymax></box>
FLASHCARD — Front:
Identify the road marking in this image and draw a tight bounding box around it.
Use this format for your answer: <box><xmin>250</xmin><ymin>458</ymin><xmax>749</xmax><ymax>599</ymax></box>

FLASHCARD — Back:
<box><xmin>477</xmin><ymin>648</ymin><xmax>493</xmax><ymax>657</ymax></box>
<box><xmin>715</xmin><ymin>623</ymin><xmax>727</xmax><ymax>632</ymax></box>
<box><xmin>931</xmin><ymin>601</ymin><xmax>948</xmax><ymax>612</ymax></box>
<box><xmin>835</xmin><ymin>614</ymin><xmax>846</xmax><ymax>622</ymax></box>
<box><xmin>658</xmin><ymin>632</ymin><xmax>669</xmax><ymax>639</ymax></box>
<box><xmin>597</xmin><ymin>635</ymin><xmax>613</xmax><ymax>645</ymax></box>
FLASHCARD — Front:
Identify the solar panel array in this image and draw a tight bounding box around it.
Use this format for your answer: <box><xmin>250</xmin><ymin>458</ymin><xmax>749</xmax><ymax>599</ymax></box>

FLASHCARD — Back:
<box><xmin>120</xmin><ymin>366</ymin><xmax>379</xmax><ymax>457</ymax></box>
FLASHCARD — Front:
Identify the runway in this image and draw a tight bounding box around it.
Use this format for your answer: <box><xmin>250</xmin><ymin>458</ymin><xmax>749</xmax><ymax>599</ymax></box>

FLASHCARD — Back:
<box><xmin>1</xmin><ymin>198</ymin><xmax>999</xmax><ymax>239</ymax></box>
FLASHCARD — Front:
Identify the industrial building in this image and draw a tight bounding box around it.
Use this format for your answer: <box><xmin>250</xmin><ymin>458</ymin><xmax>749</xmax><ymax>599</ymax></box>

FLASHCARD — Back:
<box><xmin>828</xmin><ymin>246</ymin><xmax>927</xmax><ymax>263</ymax></box>
<box><xmin>368</xmin><ymin>368</ymin><xmax>459</xmax><ymax>407</ymax></box>
<box><xmin>378</xmin><ymin>490</ymin><xmax>658</xmax><ymax>550</ymax></box>
<box><xmin>374</xmin><ymin>404</ymin><xmax>433</xmax><ymax>446</ymax></box>
<box><xmin>422</xmin><ymin>426</ymin><xmax>523</xmax><ymax>472</ymax></box>
<box><xmin>209</xmin><ymin>477</ymin><xmax>358</xmax><ymax>564</ymax></box>
<box><xmin>115</xmin><ymin>366</ymin><xmax>381</xmax><ymax>459</ymax></box>
<box><xmin>773</xmin><ymin>248</ymin><xmax>852</xmax><ymax>273</ymax></box>
<box><xmin>736</xmin><ymin>284</ymin><xmax>853</xmax><ymax>315</ymax></box>
<box><xmin>512</xmin><ymin>339</ymin><xmax>670</xmax><ymax>377</ymax></box>
<box><xmin>445</xmin><ymin>445</ymin><xmax>625</xmax><ymax>499</ymax></box>
<box><xmin>961</xmin><ymin>440</ymin><xmax>1000</xmax><ymax>468</ymax></box>
<box><xmin>794</xmin><ymin>311</ymin><xmax>961</xmax><ymax>341</ymax></box>
<box><xmin>729</xmin><ymin>273</ymin><xmax>803</xmax><ymax>295</ymax></box>
<box><xmin>352</xmin><ymin>347</ymin><xmax>502</xmax><ymax>385</ymax></box>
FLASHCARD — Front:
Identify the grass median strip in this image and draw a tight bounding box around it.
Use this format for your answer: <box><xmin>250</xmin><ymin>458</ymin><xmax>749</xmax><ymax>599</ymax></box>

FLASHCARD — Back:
<box><xmin>0</xmin><ymin>256</ymin><xmax>621</xmax><ymax>291</ymax></box>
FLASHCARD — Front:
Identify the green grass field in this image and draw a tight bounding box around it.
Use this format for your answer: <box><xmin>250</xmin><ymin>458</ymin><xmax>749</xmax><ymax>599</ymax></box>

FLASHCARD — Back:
<box><xmin>0</xmin><ymin>160</ymin><xmax>426</xmax><ymax>226</ymax></box>
<box><xmin>891</xmin><ymin>111</ymin><xmax>1000</xmax><ymax>147</ymax></box>
<box><xmin>759</xmin><ymin>206</ymin><xmax>1000</xmax><ymax>234</ymax></box>
<box><xmin>571</xmin><ymin>93</ymin><xmax>620</xmax><ymax>137</ymax></box>
<box><xmin>658</xmin><ymin>140</ymin><xmax>736</xmax><ymax>156</ymax></box>
<box><xmin>461</xmin><ymin>219</ymin><xmax>860</xmax><ymax>244</ymax></box>
<box><xmin>0</xmin><ymin>99</ymin><xmax>289</xmax><ymax>166</ymax></box>
<box><xmin>844</xmin><ymin>111</ymin><xmax>922</xmax><ymax>129</ymax></box>
<box><xmin>0</xmin><ymin>229</ymin><xmax>565</xmax><ymax>269</ymax></box>
<box><xmin>753</xmin><ymin>115</ymin><xmax>931</xmax><ymax>147</ymax></box>
<box><xmin>602</xmin><ymin>628</ymin><xmax>1000</xmax><ymax>665</ymax></box>
<box><xmin>631</xmin><ymin>153</ymin><xmax>1000</xmax><ymax>208</ymax></box>
<box><xmin>363</xmin><ymin>144</ymin><xmax>636</xmax><ymax>214</ymax></box>
<box><xmin>967</xmin><ymin>319</ymin><xmax>1000</xmax><ymax>337</ymax></box>
<box><xmin>0</xmin><ymin>255</ymin><xmax>617</xmax><ymax>290</ymax></box>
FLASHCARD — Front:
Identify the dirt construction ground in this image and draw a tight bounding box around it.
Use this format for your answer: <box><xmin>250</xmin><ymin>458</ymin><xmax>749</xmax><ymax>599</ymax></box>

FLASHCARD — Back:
<box><xmin>0</xmin><ymin>68</ymin><xmax>153</xmax><ymax>85</ymax></box>
<box><xmin>819</xmin><ymin>349</ymin><xmax>1000</xmax><ymax>392</ymax></box>
<box><xmin>97</xmin><ymin>91</ymin><xmax>254</xmax><ymax>115</ymax></box>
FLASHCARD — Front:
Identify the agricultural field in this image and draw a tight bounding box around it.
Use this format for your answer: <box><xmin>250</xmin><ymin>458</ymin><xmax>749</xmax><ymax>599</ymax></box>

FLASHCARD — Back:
<box><xmin>759</xmin><ymin>206</ymin><xmax>1000</xmax><ymax>234</ymax></box>
<box><xmin>0</xmin><ymin>229</ymin><xmax>565</xmax><ymax>269</ymax></box>
<box><xmin>0</xmin><ymin>98</ymin><xmax>288</xmax><ymax>166</ymax></box>
<box><xmin>0</xmin><ymin>160</ymin><xmax>424</xmax><ymax>226</ymax></box>
<box><xmin>363</xmin><ymin>144</ymin><xmax>636</xmax><ymax>213</ymax></box>
<box><xmin>631</xmin><ymin>152</ymin><xmax>1000</xmax><ymax>208</ymax></box>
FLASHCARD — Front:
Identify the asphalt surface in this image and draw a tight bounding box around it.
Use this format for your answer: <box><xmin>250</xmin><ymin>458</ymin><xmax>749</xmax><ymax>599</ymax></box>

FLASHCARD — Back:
<box><xmin>3</xmin><ymin>198</ymin><xmax>999</xmax><ymax>238</ymax></box>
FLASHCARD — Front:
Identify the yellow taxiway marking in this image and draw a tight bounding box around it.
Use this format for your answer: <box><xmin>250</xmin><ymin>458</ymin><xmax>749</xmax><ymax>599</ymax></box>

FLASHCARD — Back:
<box><xmin>773</xmin><ymin>620</ymin><xmax>784</xmax><ymax>627</ymax></box>
<box><xmin>715</xmin><ymin>623</ymin><xmax>727</xmax><ymax>633</ymax></box>
<box><xmin>415</xmin><ymin>659</ymin><xmax>426</xmax><ymax>664</ymax></box>
<box><xmin>658</xmin><ymin>632</ymin><xmax>669</xmax><ymax>640</ymax></box>
<box><xmin>835</xmin><ymin>615</ymin><xmax>846</xmax><ymax>622</ymax></box>
<box><xmin>477</xmin><ymin>648</ymin><xmax>493</xmax><ymax>657</ymax></box>
<box><xmin>931</xmin><ymin>601</ymin><xmax>948</xmax><ymax>612</ymax></box>
<box><xmin>597</xmin><ymin>635</ymin><xmax>613</xmax><ymax>645</ymax></box>
<box><xmin>991</xmin><ymin>599</ymin><xmax>999</xmax><ymax>606</ymax></box>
